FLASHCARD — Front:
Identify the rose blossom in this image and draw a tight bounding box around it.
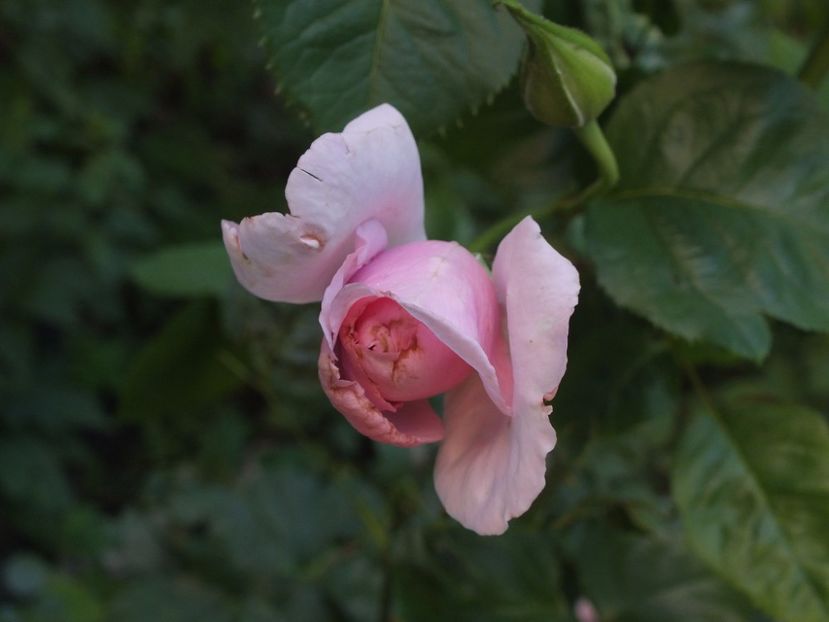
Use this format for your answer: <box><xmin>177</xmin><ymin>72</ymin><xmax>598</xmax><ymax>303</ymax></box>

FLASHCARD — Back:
<box><xmin>222</xmin><ymin>104</ymin><xmax>579</xmax><ymax>535</ymax></box>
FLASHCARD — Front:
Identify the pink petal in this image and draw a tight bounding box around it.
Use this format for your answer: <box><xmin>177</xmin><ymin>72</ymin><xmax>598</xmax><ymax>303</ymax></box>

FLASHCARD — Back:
<box><xmin>386</xmin><ymin>400</ymin><xmax>444</xmax><ymax>444</ymax></box>
<box><xmin>222</xmin><ymin>104</ymin><xmax>425</xmax><ymax>304</ymax></box>
<box><xmin>434</xmin><ymin>217</ymin><xmax>579</xmax><ymax>534</ymax></box>
<box><xmin>493</xmin><ymin>217</ymin><xmax>579</xmax><ymax>410</ymax></box>
<box><xmin>321</xmin><ymin>241</ymin><xmax>510</xmax><ymax>414</ymax></box>
<box><xmin>336</xmin><ymin>297</ymin><xmax>472</xmax><ymax>402</ymax></box>
<box><xmin>317</xmin><ymin>340</ymin><xmax>442</xmax><ymax>447</ymax></box>
<box><xmin>319</xmin><ymin>219</ymin><xmax>388</xmax><ymax>349</ymax></box>
<box><xmin>433</xmin><ymin>374</ymin><xmax>555</xmax><ymax>535</ymax></box>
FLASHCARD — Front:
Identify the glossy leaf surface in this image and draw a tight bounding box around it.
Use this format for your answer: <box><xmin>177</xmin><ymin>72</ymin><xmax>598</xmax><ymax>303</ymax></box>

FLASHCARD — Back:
<box><xmin>673</xmin><ymin>390</ymin><xmax>829</xmax><ymax>621</ymax></box>
<box><xmin>586</xmin><ymin>63</ymin><xmax>829</xmax><ymax>359</ymax></box>
<box><xmin>255</xmin><ymin>0</ymin><xmax>535</xmax><ymax>133</ymax></box>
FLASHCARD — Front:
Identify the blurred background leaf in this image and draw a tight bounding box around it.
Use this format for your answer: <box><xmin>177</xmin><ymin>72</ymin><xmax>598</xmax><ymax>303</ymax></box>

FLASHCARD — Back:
<box><xmin>2</xmin><ymin>0</ymin><xmax>828</xmax><ymax>620</ymax></box>
<box><xmin>130</xmin><ymin>242</ymin><xmax>232</xmax><ymax>298</ymax></box>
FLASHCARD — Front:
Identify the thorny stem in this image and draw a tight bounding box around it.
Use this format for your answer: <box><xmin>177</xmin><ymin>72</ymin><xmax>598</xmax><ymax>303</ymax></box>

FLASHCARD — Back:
<box><xmin>469</xmin><ymin>119</ymin><xmax>619</xmax><ymax>253</ymax></box>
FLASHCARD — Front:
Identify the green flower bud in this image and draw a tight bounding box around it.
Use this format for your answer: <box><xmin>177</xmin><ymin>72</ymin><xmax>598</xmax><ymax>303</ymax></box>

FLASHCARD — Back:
<box><xmin>498</xmin><ymin>0</ymin><xmax>617</xmax><ymax>127</ymax></box>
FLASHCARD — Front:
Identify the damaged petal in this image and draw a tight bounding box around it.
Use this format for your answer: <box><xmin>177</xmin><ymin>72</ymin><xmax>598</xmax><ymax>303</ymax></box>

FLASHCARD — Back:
<box><xmin>300</xmin><ymin>232</ymin><xmax>325</xmax><ymax>250</ymax></box>
<box><xmin>318</xmin><ymin>340</ymin><xmax>443</xmax><ymax>447</ymax></box>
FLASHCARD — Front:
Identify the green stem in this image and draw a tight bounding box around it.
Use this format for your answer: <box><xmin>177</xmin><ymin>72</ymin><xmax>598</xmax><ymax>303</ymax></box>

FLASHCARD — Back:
<box><xmin>573</xmin><ymin>118</ymin><xmax>619</xmax><ymax>191</ymax></box>
<box><xmin>798</xmin><ymin>19</ymin><xmax>829</xmax><ymax>88</ymax></box>
<box><xmin>468</xmin><ymin>120</ymin><xmax>618</xmax><ymax>252</ymax></box>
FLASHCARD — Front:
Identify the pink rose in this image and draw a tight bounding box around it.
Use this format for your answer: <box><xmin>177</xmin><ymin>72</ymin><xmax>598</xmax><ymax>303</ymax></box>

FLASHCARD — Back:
<box><xmin>222</xmin><ymin>104</ymin><xmax>579</xmax><ymax>535</ymax></box>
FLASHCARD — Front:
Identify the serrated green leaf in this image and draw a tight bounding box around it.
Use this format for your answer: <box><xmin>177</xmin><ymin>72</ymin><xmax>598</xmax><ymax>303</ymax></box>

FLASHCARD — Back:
<box><xmin>673</xmin><ymin>390</ymin><xmax>829</xmax><ymax>622</ymax></box>
<box><xmin>130</xmin><ymin>242</ymin><xmax>231</xmax><ymax>298</ymax></box>
<box><xmin>255</xmin><ymin>0</ymin><xmax>536</xmax><ymax>133</ymax></box>
<box><xmin>585</xmin><ymin>62</ymin><xmax>829</xmax><ymax>360</ymax></box>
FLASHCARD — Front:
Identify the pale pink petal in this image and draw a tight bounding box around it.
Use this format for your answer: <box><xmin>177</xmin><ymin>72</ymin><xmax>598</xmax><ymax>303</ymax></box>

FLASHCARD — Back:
<box><xmin>433</xmin><ymin>374</ymin><xmax>554</xmax><ymax>535</ymax></box>
<box><xmin>403</xmin><ymin>304</ymin><xmax>508</xmax><ymax>414</ymax></box>
<box><xmin>222</xmin><ymin>215</ymin><xmax>326</xmax><ymax>303</ymax></box>
<box><xmin>321</xmin><ymin>241</ymin><xmax>510</xmax><ymax>414</ymax></box>
<box><xmin>493</xmin><ymin>217</ymin><xmax>579</xmax><ymax>410</ymax></box>
<box><xmin>574</xmin><ymin>598</ymin><xmax>601</xmax><ymax>622</ymax></box>
<box><xmin>317</xmin><ymin>340</ymin><xmax>442</xmax><ymax>447</ymax></box>
<box><xmin>319</xmin><ymin>219</ymin><xmax>388</xmax><ymax>349</ymax></box>
<box><xmin>386</xmin><ymin>400</ymin><xmax>443</xmax><ymax>444</ymax></box>
<box><xmin>223</xmin><ymin>104</ymin><xmax>425</xmax><ymax>304</ymax></box>
<box><xmin>434</xmin><ymin>217</ymin><xmax>579</xmax><ymax>534</ymax></box>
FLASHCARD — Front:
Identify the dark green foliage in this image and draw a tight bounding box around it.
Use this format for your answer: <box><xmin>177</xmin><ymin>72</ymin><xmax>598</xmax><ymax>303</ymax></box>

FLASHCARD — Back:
<box><xmin>568</xmin><ymin>523</ymin><xmax>753</xmax><ymax>622</ymax></box>
<box><xmin>255</xmin><ymin>0</ymin><xmax>540</xmax><ymax>134</ymax></box>
<box><xmin>674</xmin><ymin>389</ymin><xmax>829</xmax><ymax>621</ymax></box>
<box><xmin>586</xmin><ymin>63</ymin><xmax>829</xmax><ymax>360</ymax></box>
<box><xmin>2</xmin><ymin>0</ymin><xmax>829</xmax><ymax>621</ymax></box>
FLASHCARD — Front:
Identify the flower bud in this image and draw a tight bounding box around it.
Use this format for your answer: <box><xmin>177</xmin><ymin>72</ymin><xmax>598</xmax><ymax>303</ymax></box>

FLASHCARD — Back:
<box><xmin>333</xmin><ymin>240</ymin><xmax>495</xmax><ymax>405</ymax></box>
<box><xmin>499</xmin><ymin>0</ymin><xmax>616</xmax><ymax>127</ymax></box>
<box><xmin>338</xmin><ymin>296</ymin><xmax>471</xmax><ymax>402</ymax></box>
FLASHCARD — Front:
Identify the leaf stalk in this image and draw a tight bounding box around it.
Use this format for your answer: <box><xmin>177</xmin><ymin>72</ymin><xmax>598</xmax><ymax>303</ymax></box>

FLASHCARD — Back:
<box><xmin>469</xmin><ymin>119</ymin><xmax>618</xmax><ymax>252</ymax></box>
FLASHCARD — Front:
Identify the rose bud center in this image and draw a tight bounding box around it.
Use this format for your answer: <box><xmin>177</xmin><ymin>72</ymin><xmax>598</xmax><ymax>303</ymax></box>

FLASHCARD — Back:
<box><xmin>338</xmin><ymin>297</ymin><xmax>471</xmax><ymax>403</ymax></box>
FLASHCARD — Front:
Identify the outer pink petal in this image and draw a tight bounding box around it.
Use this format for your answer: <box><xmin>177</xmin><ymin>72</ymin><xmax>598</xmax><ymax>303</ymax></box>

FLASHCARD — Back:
<box><xmin>318</xmin><ymin>340</ymin><xmax>442</xmax><ymax>447</ymax></box>
<box><xmin>434</xmin><ymin>217</ymin><xmax>579</xmax><ymax>535</ymax></box>
<box><xmin>222</xmin><ymin>104</ymin><xmax>425</xmax><ymax>304</ymax></box>
<box><xmin>493</xmin><ymin>217</ymin><xmax>579</xmax><ymax>409</ymax></box>
<box><xmin>433</xmin><ymin>374</ymin><xmax>554</xmax><ymax>535</ymax></box>
<box><xmin>321</xmin><ymin>241</ymin><xmax>510</xmax><ymax>414</ymax></box>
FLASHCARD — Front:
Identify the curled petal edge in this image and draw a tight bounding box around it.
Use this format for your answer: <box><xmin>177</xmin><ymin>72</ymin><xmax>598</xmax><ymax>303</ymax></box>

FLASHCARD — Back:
<box><xmin>434</xmin><ymin>217</ymin><xmax>579</xmax><ymax>534</ymax></box>
<box><xmin>318</xmin><ymin>340</ymin><xmax>443</xmax><ymax>447</ymax></box>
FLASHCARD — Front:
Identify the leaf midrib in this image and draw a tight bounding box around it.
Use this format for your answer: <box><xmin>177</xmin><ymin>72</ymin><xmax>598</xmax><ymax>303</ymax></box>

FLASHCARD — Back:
<box><xmin>699</xmin><ymin>406</ymin><xmax>829</xmax><ymax>620</ymax></box>
<box><xmin>610</xmin><ymin>186</ymin><xmax>829</xmax><ymax>237</ymax></box>
<box><xmin>367</xmin><ymin>0</ymin><xmax>391</xmax><ymax>103</ymax></box>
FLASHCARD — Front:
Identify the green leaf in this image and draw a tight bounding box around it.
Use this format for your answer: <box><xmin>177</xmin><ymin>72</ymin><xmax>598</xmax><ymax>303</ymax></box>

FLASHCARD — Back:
<box><xmin>119</xmin><ymin>302</ymin><xmax>241</xmax><ymax>434</ymax></box>
<box><xmin>130</xmin><ymin>242</ymin><xmax>231</xmax><ymax>298</ymax></box>
<box><xmin>673</xmin><ymin>390</ymin><xmax>829</xmax><ymax>622</ymax></box>
<box><xmin>569</xmin><ymin>524</ymin><xmax>752</xmax><ymax>622</ymax></box>
<box><xmin>0</xmin><ymin>437</ymin><xmax>73</xmax><ymax>523</ymax></box>
<box><xmin>586</xmin><ymin>62</ymin><xmax>829</xmax><ymax>360</ymax></box>
<box><xmin>204</xmin><ymin>468</ymin><xmax>369</xmax><ymax>578</ymax></box>
<box><xmin>255</xmin><ymin>0</ymin><xmax>535</xmax><ymax>133</ymax></box>
<box><xmin>394</xmin><ymin>528</ymin><xmax>571</xmax><ymax>622</ymax></box>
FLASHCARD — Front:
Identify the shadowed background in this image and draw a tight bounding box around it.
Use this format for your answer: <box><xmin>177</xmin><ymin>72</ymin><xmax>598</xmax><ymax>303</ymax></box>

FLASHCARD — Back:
<box><xmin>1</xmin><ymin>1</ymin><xmax>828</xmax><ymax>621</ymax></box>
